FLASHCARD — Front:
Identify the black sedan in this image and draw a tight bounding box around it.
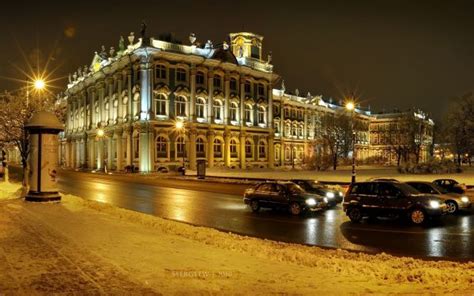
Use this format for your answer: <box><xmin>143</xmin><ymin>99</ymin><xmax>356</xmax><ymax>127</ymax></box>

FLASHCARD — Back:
<box><xmin>292</xmin><ymin>179</ymin><xmax>344</xmax><ymax>207</ymax></box>
<box><xmin>243</xmin><ymin>181</ymin><xmax>328</xmax><ymax>215</ymax></box>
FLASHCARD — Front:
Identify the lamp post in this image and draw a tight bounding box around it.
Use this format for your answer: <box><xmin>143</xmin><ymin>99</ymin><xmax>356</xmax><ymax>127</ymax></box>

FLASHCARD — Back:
<box><xmin>176</xmin><ymin>120</ymin><xmax>186</xmax><ymax>174</ymax></box>
<box><xmin>346</xmin><ymin>102</ymin><xmax>356</xmax><ymax>183</ymax></box>
<box><xmin>96</xmin><ymin>128</ymin><xmax>105</xmax><ymax>172</ymax></box>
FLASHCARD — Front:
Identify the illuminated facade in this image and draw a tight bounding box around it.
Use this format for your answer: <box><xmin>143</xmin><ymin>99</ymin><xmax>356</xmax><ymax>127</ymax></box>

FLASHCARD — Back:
<box><xmin>60</xmin><ymin>31</ymin><xmax>433</xmax><ymax>172</ymax></box>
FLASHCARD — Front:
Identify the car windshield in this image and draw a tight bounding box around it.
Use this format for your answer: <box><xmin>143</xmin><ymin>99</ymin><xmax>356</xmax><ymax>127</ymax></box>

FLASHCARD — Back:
<box><xmin>394</xmin><ymin>183</ymin><xmax>420</xmax><ymax>195</ymax></box>
<box><xmin>287</xmin><ymin>183</ymin><xmax>305</xmax><ymax>194</ymax></box>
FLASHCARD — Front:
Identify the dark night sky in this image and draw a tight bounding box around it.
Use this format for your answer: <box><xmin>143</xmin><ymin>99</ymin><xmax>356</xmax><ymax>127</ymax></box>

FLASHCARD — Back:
<box><xmin>1</xmin><ymin>0</ymin><xmax>474</xmax><ymax>121</ymax></box>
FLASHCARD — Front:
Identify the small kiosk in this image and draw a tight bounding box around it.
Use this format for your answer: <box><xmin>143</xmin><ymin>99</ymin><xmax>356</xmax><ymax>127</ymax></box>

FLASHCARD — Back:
<box><xmin>25</xmin><ymin>111</ymin><xmax>64</xmax><ymax>202</ymax></box>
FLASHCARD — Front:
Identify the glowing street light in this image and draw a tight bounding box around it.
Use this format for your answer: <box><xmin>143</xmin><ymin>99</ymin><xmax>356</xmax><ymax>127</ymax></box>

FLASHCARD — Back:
<box><xmin>34</xmin><ymin>79</ymin><xmax>45</xmax><ymax>90</ymax></box>
<box><xmin>97</xmin><ymin>128</ymin><xmax>105</xmax><ymax>137</ymax></box>
<box><xmin>345</xmin><ymin>101</ymin><xmax>356</xmax><ymax>183</ymax></box>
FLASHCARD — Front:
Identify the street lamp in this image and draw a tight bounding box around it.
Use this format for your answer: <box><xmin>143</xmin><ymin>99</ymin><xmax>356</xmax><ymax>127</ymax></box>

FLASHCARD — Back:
<box><xmin>175</xmin><ymin>120</ymin><xmax>186</xmax><ymax>174</ymax></box>
<box><xmin>34</xmin><ymin>79</ymin><xmax>45</xmax><ymax>90</ymax></box>
<box><xmin>345</xmin><ymin>101</ymin><xmax>356</xmax><ymax>183</ymax></box>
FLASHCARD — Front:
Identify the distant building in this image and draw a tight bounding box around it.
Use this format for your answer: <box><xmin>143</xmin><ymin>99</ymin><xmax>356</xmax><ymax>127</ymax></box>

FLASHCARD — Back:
<box><xmin>60</xmin><ymin>30</ymin><xmax>434</xmax><ymax>172</ymax></box>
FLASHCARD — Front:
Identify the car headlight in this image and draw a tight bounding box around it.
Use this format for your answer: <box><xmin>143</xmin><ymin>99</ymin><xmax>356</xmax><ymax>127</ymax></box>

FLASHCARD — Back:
<box><xmin>429</xmin><ymin>200</ymin><xmax>440</xmax><ymax>209</ymax></box>
<box><xmin>461</xmin><ymin>196</ymin><xmax>470</xmax><ymax>203</ymax></box>
<box><xmin>323</xmin><ymin>197</ymin><xmax>328</xmax><ymax>203</ymax></box>
<box><xmin>305</xmin><ymin>198</ymin><xmax>316</xmax><ymax>206</ymax></box>
<box><xmin>326</xmin><ymin>192</ymin><xmax>335</xmax><ymax>198</ymax></box>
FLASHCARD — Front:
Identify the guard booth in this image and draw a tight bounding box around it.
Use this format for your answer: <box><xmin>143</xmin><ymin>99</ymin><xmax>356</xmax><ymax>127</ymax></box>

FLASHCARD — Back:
<box><xmin>197</xmin><ymin>159</ymin><xmax>206</xmax><ymax>179</ymax></box>
<box><xmin>25</xmin><ymin>111</ymin><xmax>64</xmax><ymax>202</ymax></box>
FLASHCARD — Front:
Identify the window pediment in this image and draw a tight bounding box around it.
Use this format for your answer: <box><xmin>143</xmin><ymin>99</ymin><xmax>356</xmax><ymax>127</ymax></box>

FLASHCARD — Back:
<box><xmin>174</xmin><ymin>85</ymin><xmax>190</xmax><ymax>97</ymax></box>
<box><xmin>154</xmin><ymin>83</ymin><xmax>171</xmax><ymax>95</ymax></box>
<box><xmin>196</xmin><ymin>87</ymin><xmax>208</xmax><ymax>97</ymax></box>
<box><xmin>213</xmin><ymin>90</ymin><xmax>225</xmax><ymax>100</ymax></box>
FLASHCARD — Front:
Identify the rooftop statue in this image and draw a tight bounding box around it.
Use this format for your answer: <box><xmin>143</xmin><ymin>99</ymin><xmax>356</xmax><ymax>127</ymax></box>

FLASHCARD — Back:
<box><xmin>118</xmin><ymin>36</ymin><xmax>125</xmax><ymax>54</ymax></box>
<box><xmin>189</xmin><ymin>33</ymin><xmax>196</xmax><ymax>45</ymax></box>
<box><xmin>68</xmin><ymin>73</ymin><xmax>72</xmax><ymax>84</ymax></box>
<box><xmin>128</xmin><ymin>32</ymin><xmax>135</xmax><ymax>46</ymax></box>
<box><xmin>99</xmin><ymin>45</ymin><xmax>108</xmax><ymax>60</ymax></box>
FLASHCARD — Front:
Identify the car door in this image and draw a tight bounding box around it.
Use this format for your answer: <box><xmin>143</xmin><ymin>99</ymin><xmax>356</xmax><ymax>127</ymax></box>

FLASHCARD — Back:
<box><xmin>254</xmin><ymin>183</ymin><xmax>274</xmax><ymax>206</ymax></box>
<box><xmin>274</xmin><ymin>184</ymin><xmax>290</xmax><ymax>206</ymax></box>
<box><xmin>379</xmin><ymin>183</ymin><xmax>408</xmax><ymax>214</ymax></box>
<box><xmin>355</xmin><ymin>183</ymin><xmax>380</xmax><ymax>214</ymax></box>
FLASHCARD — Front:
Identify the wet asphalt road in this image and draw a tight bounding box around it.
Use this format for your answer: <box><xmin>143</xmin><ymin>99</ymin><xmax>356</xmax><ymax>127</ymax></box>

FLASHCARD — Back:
<box><xmin>57</xmin><ymin>170</ymin><xmax>474</xmax><ymax>261</ymax></box>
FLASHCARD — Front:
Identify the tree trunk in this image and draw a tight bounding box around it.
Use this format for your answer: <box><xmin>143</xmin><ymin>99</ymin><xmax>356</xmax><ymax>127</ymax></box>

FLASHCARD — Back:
<box><xmin>332</xmin><ymin>152</ymin><xmax>338</xmax><ymax>170</ymax></box>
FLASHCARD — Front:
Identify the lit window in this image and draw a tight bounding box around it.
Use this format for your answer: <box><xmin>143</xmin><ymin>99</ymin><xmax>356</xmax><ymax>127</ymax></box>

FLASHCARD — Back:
<box><xmin>196</xmin><ymin>98</ymin><xmax>206</xmax><ymax>119</ymax></box>
<box><xmin>258</xmin><ymin>106</ymin><xmax>266</xmax><ymax>124</ymax></box>
<box><xmin>196</xmin><ymin>138</ymin><xmax>205</xmax><ymax>157</ymax></box>
<box><xmin>258</xmin><ymin>141</ymin><xmax>266</xmax><ymax>158</ymax></box>
<box><xmin>230</xmin><ymin>139</ymin><xmax>238</xmax><ymax>157</ymax></box>
<box><xmin>245</xmin><ymin>104</ymin><xmax>252</xmax><ymax>123</ymax></box>
<box><xmin>175</xmin><ymin>96</ymin><xmax>187</xmax><ymax>117</ymax></box>
<box><xmin>213</xmin><ymin>100</ymin><xmax>222</xmax><ymax>121</ymax></box>
<box><xmin>154</xmin><ymin>94</ymin><xmax>167</xmax><ymax>116</ymax></box>
<box><xmin>213</xmin><ymin>138</ymin><xmax>222</xmax><ymax>157</ymax></box>
<box><xmin>176</xmin><ymin>136</ymin><xmax>185</xmax><ymax>157</ymax></box>
<box><xmin>245</xmin><ymin>140</ymin><xmax>252</xmax><ymax>158</ymax></box>
<box><xmin>230</xmin><ymin>102</ymin><xmax>239</xmax><ymax>122</ymax></box>
<box><xmin>156</xmin><ymin>136</ymin><xmax>167</xmax><ymax>158</ymax></box>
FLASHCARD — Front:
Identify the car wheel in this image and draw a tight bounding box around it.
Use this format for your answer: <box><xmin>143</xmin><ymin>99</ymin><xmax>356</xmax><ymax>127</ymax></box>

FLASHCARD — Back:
<box><xmin>347</xmin><ymin>207</ymin><xmax>362</xmax><ymax>223</ymax></box>
<box><xmin>410</xmin><ymin>208</ymin><xmax>426</xmax><ymax>225</ymax></box>
<box><xmin>250</xmin><ymin>200</ymin><xmax>260</xmax><ymax>212</ymax></box>
<box><xmin>446</xmin><ymin>201</ymin><xmax>458</xmax><ymax>214</ymax></box>
<box><xmin>289</xmin><ymin>202</ymin><xmax>302</xmax><ymax>215</ymax></box>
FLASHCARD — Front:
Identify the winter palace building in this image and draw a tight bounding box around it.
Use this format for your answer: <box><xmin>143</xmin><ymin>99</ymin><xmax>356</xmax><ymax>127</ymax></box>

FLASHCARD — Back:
<box><xmin>60</xmin><ymin>31</ymin><xmax>433</xmax><ymax>172</ymax></box>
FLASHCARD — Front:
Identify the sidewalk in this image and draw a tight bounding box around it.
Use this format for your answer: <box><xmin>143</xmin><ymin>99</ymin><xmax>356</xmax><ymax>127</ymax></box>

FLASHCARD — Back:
<box><xmin>1</xmin><ymin>183</ymin><xmax>474</xmax><ymax>294</ymax></box>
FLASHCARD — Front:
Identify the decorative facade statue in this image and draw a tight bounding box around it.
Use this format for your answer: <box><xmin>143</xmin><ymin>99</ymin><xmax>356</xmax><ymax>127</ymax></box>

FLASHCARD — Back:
<box><xmin>77</xmin><ymin>67</ymin><xmax>83</xmax><ymax>78</ymax></box>
<box><xmin>118</xmin><ymin>36</ymin><xmax>125</xmax><ymax>53</ymax></box>
<box><xmin>99</xmin><ymin>45</ymin><xmax>107</xmax><ymax>60</ymax></box>
<box><xmin>295</xmin><ymin>88</ymin><xmax>299</xmax><ymax>97</ymax></box>
<box><xmin>281</xmin><ymin>80</ymin><xmax>286</xmax><ymax>92</ymax></box>
<box><xmin>83</xmin><ymin>65</ymin><xmax>89</xmax><ymax>76</ymax></box>
<box><xmin>205</xmin><ymin>40</ymin><xmax>213</xmax><ymax>49</ymax></box>
<box><xmin>140</xmin><ymin>21</ymin><xmax>147</xmax><ymax>39</ymax></box>
<box><xmin>223</xmin><ymin>41</ymin><xmax>229</xmax><ymax>50</ymax></box>
<box><xmin>68</xmin><ymin>73</ymin><xmax>72</xmax><ymax>84</ymax></box>
<box><xmin>189</xmin><ymin>33</ymin><xmax>196</xmax><ymax>45</ymax></box>
<box><xmin>73</xmin><ymin>72</ymin><xmax>77</xmax><ymax>81</ymax></box>
<box><xmin>109</xmin><ymin>46</ymin><xmax>115</xmax><ymax>58</ymax></box>
<box><xmin>128</xmin><ymin>32</ymin><xmax>135</xmax><ymax>45</ymax></box>
<box><xmin>267</xmin><ymin>51</ymin><xmax>272</xmax><ymax>64</ymax></box>
<box><xmin>238</xmin><ymin>46</ymin><xmax>243</xmax><ymax>58</ymax></box>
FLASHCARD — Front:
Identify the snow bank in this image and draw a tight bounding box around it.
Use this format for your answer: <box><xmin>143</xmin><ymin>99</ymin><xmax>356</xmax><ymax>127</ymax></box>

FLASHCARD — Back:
<box><xmin>61</xmin><ymin>194</ymin><xmax>474</xmax><ymax>292</ymax></box>
<box><xmin>0</xmin><ymin>182</ymin><xmax>22</xmax><ymax>200</ymax></box>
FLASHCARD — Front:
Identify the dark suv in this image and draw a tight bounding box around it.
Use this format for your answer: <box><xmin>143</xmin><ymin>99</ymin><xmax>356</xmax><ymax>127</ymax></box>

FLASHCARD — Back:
<box><xmin>343</xmin><ymin>181</ymin><xmax>448</xmax><ymax>224</ymax></box>
<box><xmin>243</xmin><ymin>181</ymin><xmax>328</xmax><ymax>215</ymax></box>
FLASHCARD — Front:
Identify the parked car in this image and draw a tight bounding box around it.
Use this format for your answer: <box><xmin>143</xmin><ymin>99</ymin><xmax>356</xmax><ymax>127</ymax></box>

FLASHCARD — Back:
<box><xmin>243</xmin><ymin>181</ymin><xmax>328</xmax><ymax>215</ymax></box>
<box><xmin>433</xmin><ymin>179</ymin><xmax>467</xmax><ymax>194</ymax></box>
<box><xmin>343</xmin><ymin>181</ymin><xmax>448</xmax><ymax>224</ymax></box>
<box><xmin>366</xmin><ymin>177</ymin><xmax>400</xmax><ymax>182</ymax></box>
<box><xmin>291</xmin><ymin>179</ymin><xmax>343</xmax><ymax>207</ymax></box>
<box><xmin>406</xmin><ymin>181</ymin><xmax>471</xmax><ymax>214</ymax></box>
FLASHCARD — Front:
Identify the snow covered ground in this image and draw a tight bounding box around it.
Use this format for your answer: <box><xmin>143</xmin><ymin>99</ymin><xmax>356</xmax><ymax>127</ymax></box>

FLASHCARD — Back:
<box><xmin>1</xmin><ymin>182</ymin><xmax>473</xmax><ymax>294</ymax></box>
<box><xmin>185</xmin><ymin>166</ymin><xmax>474</xmax><ymax>185</ymax></box>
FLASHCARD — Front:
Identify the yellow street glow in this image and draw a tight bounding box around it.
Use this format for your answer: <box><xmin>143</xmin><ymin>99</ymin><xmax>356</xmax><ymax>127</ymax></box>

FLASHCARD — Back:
<box><xmin>34</xmin><ymin>79</ymin><xmax>45</xmax><ymax>90</ymax></box>
<box><xmin>345</xmin><ymin>102</ymin><xmax>355</xmax><ymax>111</ymax></box>
<box><xmin>176</xmin><ymin>121</ymin><xmax>184</xmax><ymax>129</ymax></box>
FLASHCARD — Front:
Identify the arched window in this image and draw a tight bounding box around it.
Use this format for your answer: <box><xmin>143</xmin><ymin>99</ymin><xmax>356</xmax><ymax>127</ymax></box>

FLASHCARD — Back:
<box><xmin>175</xmin><ymin>96</ymin><xmax>187</xmax><ymax>117</ymax></box>
<box><xmin>275</xmin><ymin>145</ymin><xmax>280</xmax><ymax>161</ymax></box>
<box><xmin>285</xmin><ymin>147</ymin><xmax>291</xmax><ymax>161</ymax></box>
<box><xmin>285</xmin><ymin>123</ymin><xmax>291</xmax><ymax>137</ymax></box>
<box><xmin>196</xmin><ymin>71</ymin><xmax>205</xmax><ymax>85</ymax></box>
<box><xmin>244</xmin><ymin>104</ymin><xmax>252</xmax><ymax>123</ymax></box>
<box><xmin>292</xmin><ymin>125</ymin><xmax>298</xmax><ymax>137</ymax></box>
<box><xmin>213</xmin><ymin>138</ymin><xmax>222</xmax><ymax>157</ymax></box>
<box><xmin>213</xmin><ymin>100</ymin><xmax>222</xmax><ymax>121</ymax></box>
<box><xmin>176</xmin><ymin>68</ymin><xmax>187</xmax><ymax>82</ymax></box>
<box><xmin>274</xmin><ymin>121</ymin><xmax>280</xmax><ymax>133</ymax></box>
<box><xmin>213</xmin><ymin>75</ymin><xmax>222</xmax><ymax>89</ymax></box>
<box><xmin>230</xmin><ymin>102</ymin><xmax>239</xmax><ymax>122</ymax></box>
<box><xmin>298</xmin><ymin>125</ymin><xmax>303</xmax><ymax>137</ymax></box>
<box><xmin>258</xmin><ymin>141</ymin><xmax>266</xmax><ymax>158</ymax></box>
<box><xmin>230</xmin><ymin>139</ymin><xmax>238</xmax><ymax>157</ymax></box>
<box><xmin>245</xmin><ymin>140</ymin><xmax>252</xmax><ymax>158</ymax></box>
<box><xmin>196</xmin><ymin>137</ymin><xmax>205</xmax><ymax>157</ymax></box>
<box><xmin>154</xmin><ymin>94</ymin><xmax>167</xmax><ymax>116</ymax></box>
<box><xmin>196</xmin><ymin>97</ymin><xmax>206</xmax><ymax>119</ymax></box>
<box><xmin>156</xmin><ymin>136</ymin><xmax>167</xmax><ymax>158</ymax></box>
<box><xmin>257</xmin><ymin>106</ymin><xmax>266</xmax><ymax>125</ymax></box>
<box><xmin>155</xmin><ymin>65</ymin><xmax>167</xmax><ymax>80</ymax></box>
<box><xmin>176</xmin><ymin>136</ymin><xmax>185</xmax><ymax>157</ymax></box>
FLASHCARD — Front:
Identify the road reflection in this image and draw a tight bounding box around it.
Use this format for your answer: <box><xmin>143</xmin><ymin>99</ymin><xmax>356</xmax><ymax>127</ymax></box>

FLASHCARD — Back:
<box><xmin>58</xmin><ymin>172</ymin><xmax>474</xmax><ymax>260</ymax></box>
